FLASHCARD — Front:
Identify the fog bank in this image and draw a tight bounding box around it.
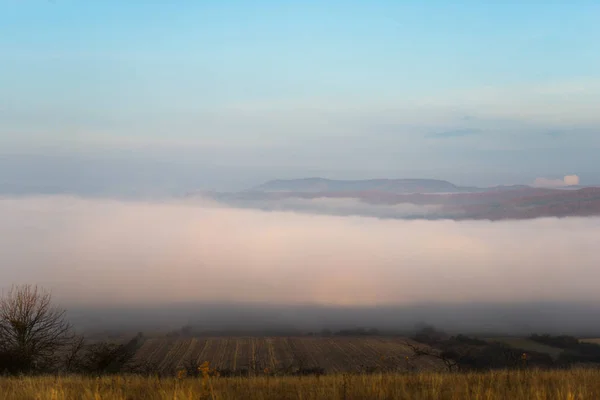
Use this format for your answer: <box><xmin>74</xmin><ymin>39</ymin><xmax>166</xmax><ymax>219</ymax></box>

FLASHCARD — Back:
<box><xmin>1</xmin><ymin>196</ymin><xmax>599</xmax><ymax>313</ymax></box>
<box><xmin>66</xmin><ymin>301</ymin><xmax>600</xmax><ymax>336</ymax></box>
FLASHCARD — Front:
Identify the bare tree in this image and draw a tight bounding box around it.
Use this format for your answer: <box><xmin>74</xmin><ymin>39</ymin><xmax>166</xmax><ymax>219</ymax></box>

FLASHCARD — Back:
<box><xmin>403</xmin><ymin>340</ymin><xmax>459</xmax><ymax>372</ymax></box>
<box><xmin>0</xmin><ymin>285</ymin><xmax>73</xmax><ymax>373</ymax></box>
<box><xmin>63</xmin><ymin>335</ymin><xmax>86</xmax><ymax>373</ymax></box>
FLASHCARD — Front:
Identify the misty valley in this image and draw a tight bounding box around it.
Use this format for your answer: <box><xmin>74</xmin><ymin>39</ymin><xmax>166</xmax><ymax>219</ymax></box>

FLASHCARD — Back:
<box><xmin>3</xmin><ymin>1</ymin><xmax>600</xmax><ymax>397</ymax></box>
<box><xmin>2</xmin><ymin>188</ymin><xmax>600</xmax><ymax>384</ymax></box>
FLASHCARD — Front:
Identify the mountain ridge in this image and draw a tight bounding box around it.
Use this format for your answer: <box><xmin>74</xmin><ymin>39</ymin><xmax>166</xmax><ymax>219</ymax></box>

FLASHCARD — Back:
<box><xmin>251</xmin><ymin>177</ymin><xmax>461</xmax><ymax>194</ymax></box>
<box><xmin>249</xmin><ymin>177</ymin><xmax>549</xmax><ymax>194</ymax></box>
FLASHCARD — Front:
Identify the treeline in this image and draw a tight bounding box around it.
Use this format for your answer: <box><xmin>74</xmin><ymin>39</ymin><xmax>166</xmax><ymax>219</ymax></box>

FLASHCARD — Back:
<box><xmin>311</xmin><ymin>328</ymin><xmax>381</xmax><ymax>337</ymax></box>
<box><xmin>167</xmin><ymin>326</ymin><xmax>383</xmax><ymax>338</ymax></box>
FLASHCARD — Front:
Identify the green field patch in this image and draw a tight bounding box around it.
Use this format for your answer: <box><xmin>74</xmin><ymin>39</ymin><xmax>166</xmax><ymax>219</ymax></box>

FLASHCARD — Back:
<box><xmin>485</xmin><ymin>337</ymin><xmax>564</xmax><ymax>360</ymax></box>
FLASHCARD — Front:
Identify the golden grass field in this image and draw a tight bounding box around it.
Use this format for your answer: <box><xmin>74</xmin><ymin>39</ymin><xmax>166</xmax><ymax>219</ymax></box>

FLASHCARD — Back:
<box><xmin>2</xmin><ymin>369</ymin><xmax>600</xmax><ymax>400</ymax></box>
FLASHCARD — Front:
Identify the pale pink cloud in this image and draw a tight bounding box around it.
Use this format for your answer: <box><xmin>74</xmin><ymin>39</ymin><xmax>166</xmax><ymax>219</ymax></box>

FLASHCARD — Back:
<box><xmin>533</xmin><ymin>175</ymin><xmax>580</xmax><ymax>188</ymax></box>
<box><xmin>0</xmin><ymin>196</ymin><xmax>598</xmax><ymax>308</ymax></box>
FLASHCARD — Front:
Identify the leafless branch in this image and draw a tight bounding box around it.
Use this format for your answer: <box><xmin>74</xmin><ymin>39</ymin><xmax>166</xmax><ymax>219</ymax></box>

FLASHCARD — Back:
<box><xmin>0</xmin><ymin>285</ymin><xmax>73</xmax><ymax>372</ymax></box>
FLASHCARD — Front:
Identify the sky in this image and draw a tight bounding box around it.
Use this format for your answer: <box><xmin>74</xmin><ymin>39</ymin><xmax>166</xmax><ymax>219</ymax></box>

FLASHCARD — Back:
<box><xmin>2</xmin><ymin>1</ymin><xmax>600</xmax><ymax>195</ymax></box>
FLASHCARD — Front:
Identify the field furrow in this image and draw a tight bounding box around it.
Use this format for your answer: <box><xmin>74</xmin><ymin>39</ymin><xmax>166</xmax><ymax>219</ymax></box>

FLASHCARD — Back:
<box><xmin>196</xmin><ymin>338</ymin><xmax>213</xmax><ymax>365</ymax></box>
<box><xmin>215</xmin><ymin>338</ymin><xmax>233</xmax><ymax>370</ymax></box>
<box><xmin>273</xmin><ymin>337</ymin><xmax>295</xmax><ymax>372</ymax></box>
<box><xmin>235</xmin><ymin>338</ymin><xmax>251</xmax><ymax>371</ymax></box>
<box><xmin>326</xmin><ymin>338</ymin><xmax>354</xmax><ymax>373</ymax></box>
<box><xmin>265</xmin><ymin>338</ymin><xmax>278</xmax><ymax>370</ymax></box>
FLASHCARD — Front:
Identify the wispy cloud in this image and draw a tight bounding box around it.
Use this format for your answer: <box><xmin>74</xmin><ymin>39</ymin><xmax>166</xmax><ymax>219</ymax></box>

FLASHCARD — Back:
<box><xmin>544</xmin><ymin>130</ymin><xmax>565</xmax><ymax>138</ymax></box>
<box><xmin>427</xmin><ymin>128</ymin><xmax>482</xmax><ymax>139</ymax></box>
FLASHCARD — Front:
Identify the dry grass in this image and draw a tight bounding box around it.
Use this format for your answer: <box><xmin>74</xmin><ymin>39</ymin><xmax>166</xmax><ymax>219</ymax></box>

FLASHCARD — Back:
<box><xmin>1</xmin><ymin>369</ymin><xmax>600</xmax><ymax>399</ymax></box>
<box><xmin>580</xmin><ymin>338</ymin><xmax>600</xmax><ymax>345</ymax></box>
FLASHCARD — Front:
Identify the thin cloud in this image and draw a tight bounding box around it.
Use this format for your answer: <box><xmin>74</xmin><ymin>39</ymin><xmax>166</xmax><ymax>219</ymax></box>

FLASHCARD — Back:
<box><xmin>533</xmin><ymin>175</ymin><xmax>580</xmax><ymax>188</ymax></box>
<box><xmin>544</xmin><ymin>130</ymin><xmax>565</xmax><ymax>138</ymax></box>
<box><xmin>427</xmin><ymin>128</ymin><xmax>482</xmax><ymax>139</ymax></box>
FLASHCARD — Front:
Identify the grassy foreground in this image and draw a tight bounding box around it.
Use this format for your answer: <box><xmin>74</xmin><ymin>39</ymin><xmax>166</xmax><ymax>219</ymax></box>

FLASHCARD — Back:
<box><xmin>1</xmin><ymin>369</ymin><xmax>599</xmax><ymax>400</ymax></box>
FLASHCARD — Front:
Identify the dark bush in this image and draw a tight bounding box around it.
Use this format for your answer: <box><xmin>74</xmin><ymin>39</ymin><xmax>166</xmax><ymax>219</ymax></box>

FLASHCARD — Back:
<box><xmin>413</xmin><ymin>326</ymin><xmax>449</xmax><ymax>345</ymax></box>
<box><xmin>529</xmin><ymin>334</ymin><xmax>580</xmax><ymax>349</ymax></box>
<box><xmin>75</xmin><ymin>334</ymin><xmax>143</xmax><ymax>375</ymax></box>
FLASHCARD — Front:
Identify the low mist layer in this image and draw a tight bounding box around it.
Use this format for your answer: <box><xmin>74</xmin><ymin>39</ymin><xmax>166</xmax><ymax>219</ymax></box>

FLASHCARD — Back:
<box><xmin>1</xmin><ymin>196</ymin><xmax>599</xmax><ymax>312</ymax></box>
<box><xmin>221</xmin><ymin>196</ymin><xmax>446</xmax><ymax>219</ymax></box>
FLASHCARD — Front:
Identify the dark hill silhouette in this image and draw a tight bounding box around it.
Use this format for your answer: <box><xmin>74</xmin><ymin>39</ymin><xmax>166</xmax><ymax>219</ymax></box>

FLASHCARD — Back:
<box><xmin>250</xmin><ymin>178</ymin><xmax>461</xmax><ymax>194</ymax></box>
<box><xmin>187</xmin><ymin>178</ymin><xmax>600</xmax><ymax>220</ymax></box>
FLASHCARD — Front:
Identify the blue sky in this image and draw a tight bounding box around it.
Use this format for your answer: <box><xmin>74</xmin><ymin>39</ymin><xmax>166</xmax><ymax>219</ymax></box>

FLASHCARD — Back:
<box><xmin>1</xmin><ymin>1</ymin><xmax>599</xmax><ymax>194</ymax></box>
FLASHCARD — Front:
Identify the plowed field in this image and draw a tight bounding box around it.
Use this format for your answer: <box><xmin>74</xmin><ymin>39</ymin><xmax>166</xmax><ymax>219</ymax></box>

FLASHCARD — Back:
<box><xmin>130</xmin><ymin>337</ymin><xmax>444</xmax><ymax>374</ymax></box>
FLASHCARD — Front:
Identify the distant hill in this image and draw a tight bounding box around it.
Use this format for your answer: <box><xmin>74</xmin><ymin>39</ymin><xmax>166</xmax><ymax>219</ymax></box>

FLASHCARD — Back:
<box><xmin>456</xmin><ymin>186</ymin><xmax>600</xmax><ymax>220</ymax></box>
<box><xmin>248</xmin><ymin>178</ymin><xmax>541</xmax><ymax>195</ymax></box>
<box><xmin>250</xmin><ymin>178</ymin><xmax>461</xmax><ymax>194</ymax></box>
